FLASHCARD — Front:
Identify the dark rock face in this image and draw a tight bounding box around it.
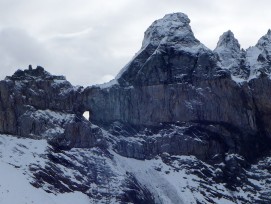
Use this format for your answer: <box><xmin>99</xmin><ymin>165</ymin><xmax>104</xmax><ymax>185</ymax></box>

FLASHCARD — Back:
<box><xmin>78</xmin><ymin>13</ymin><xmax>271</xmax><ymax>164</ymax></box>
<box><xmin>85</xmin><ymin>78</ymin><xmax>255</xmax><ymax>130</ymax></box>
<box><xmin>249</xmin><ymin>76</ymin><xmax>271</xmax><ymax>138</ymax></box>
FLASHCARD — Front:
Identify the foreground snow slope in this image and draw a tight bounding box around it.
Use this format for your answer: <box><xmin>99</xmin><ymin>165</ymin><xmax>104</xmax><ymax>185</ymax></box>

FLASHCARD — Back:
<box><xmin>1</xmin><ymin>132</ymin><xmax>271</xmax><ymax>204</ymax></box>
<box><xmin>0</xmin><ymin>135</ymin><xmax>90</xmax><ymax>204</ymax></box>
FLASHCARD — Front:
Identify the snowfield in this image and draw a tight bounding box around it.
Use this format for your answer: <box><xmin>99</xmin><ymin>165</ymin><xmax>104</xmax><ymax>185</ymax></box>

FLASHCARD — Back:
<box><xmin>0</xmin><ymin>131</ymin><xmax>270</xmax><ymax>204</ymax></box>
<box><xmin>0</xmin><ymin>135</ymin><xmax>90</xmax><ymax>204</ymax></box>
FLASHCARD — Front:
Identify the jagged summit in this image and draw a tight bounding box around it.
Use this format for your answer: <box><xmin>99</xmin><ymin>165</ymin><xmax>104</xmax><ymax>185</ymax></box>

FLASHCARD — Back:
<box><xmin>120</xmin><ymin>12</ymin><xmax>271</xmax><ymax>83</ymax></box>
<box><xmin>213</xmin><ymin>30</ymin><xmax>248</xmax><ymax>79</ymax></box>
<box><xmin>215</xmin><ymin>30</ymin><xmax>240</xmax><ymax>52</ymax></box>
<box><xmin>245</xmin><ymin>30</ymin><xmax>271</xmax><ymax>79</ymax></box>
<box><xmin>6</xmin><ymin>65</ymin><xmax>66</xmax><ymax>81</ymax></box>
<box><xmin>142</xmin><ymin>12</ymin><xmax>199</xmax><ymax>48</ymax></box>
<box><xmin>116</xmin><ymin>12</ymin><xmax>212</xmax><ymax>86</ymax></box>
<box><xmin>256</xmin><ymin>29</ymin><xmax>271</xmax><ymax>49</ymax></box>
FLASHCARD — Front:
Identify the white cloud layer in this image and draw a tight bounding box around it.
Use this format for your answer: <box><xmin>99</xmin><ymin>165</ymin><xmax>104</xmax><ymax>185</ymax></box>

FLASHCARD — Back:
<box><xmin>0</xmin><ymin>0</ymin><xmax>271</xmax><ymax>86</ymax></box>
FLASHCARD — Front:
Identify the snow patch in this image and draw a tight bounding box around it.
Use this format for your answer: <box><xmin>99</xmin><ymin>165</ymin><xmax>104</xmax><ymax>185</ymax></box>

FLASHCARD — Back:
<box><xmin>0</xmin><ymin>134</ymin><xmax>90</xmax><ymax>204</ymax></box>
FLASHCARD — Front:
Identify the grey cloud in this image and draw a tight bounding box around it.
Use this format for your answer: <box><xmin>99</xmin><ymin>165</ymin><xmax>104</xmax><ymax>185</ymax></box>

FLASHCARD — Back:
<box><xmin>0</xmin><ymin>27</ymin><xmax>51</xmax><ymax>78</ymax></box>
<box><xmin>0</xmin><ymin>28</ymin><xmax>47</xmax><ymax>63</ymax></box>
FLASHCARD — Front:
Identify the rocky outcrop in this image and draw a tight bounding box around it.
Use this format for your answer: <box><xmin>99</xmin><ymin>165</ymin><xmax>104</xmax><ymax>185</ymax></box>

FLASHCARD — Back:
<box><xmin>0</xmin><ymin>66</ymin><xmax>103</xmax><ymax>148</ymax></box>
<box><xmin>214</xmin><ymin>30</ymin><xmax>249</xmax><ymax>78</ymax></box>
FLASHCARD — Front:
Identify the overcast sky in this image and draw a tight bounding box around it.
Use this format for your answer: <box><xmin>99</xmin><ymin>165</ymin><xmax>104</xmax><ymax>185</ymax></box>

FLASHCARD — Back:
<box><xmin>0</xmin><ymin>0</ymin><xmax>271</xmax><ymax>86</ymax></box>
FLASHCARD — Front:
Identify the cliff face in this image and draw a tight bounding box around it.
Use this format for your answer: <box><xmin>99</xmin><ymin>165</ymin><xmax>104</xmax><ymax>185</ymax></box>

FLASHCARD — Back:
<box><xmin>83</xmin><ymin>14</ymin><xmax>256</xmax><ymax>130</ymax></box>
<box><xmin>0</xmin><ymin>66</ymin><xmax>103</xmax><ymax>148</ymax></box>
<box><xmin>81</xmin><ymin>13</ymin><xmax>271</xmax><ymax>162</ymax></box>
<box><xmin>1</xmin><ymin>12</ymin><xmax>271</xmax><ymax>203</ymax></box>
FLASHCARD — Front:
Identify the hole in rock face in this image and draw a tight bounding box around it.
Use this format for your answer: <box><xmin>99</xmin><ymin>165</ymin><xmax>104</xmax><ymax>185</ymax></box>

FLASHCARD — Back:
<box><xmin>83</xmin><ymin>111</ymin><xmax>90</xmax><ymax>121</ymax></box>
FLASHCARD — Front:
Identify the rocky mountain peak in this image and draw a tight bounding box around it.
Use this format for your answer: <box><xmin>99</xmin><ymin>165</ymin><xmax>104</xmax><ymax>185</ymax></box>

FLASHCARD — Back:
<box><xmin>256</xmin><ymin>29</ymin><xmax>271</xmax><ymax>52</ymax></box>
<box><xmin>116</xmin><ymin>12</ymin><xmax>210</xmax><ymax>87</ymax></box>
<box><xmin>213</xmin><ymin>30</ymin><xmax>247</xmax><ymax>77</ymax></box>
<box><xmin>244</xmin><ymin>29</ymin><xmax>271</xmax><ymax>79</ymax></box>
<box><xmin>215</xmin><ymin>30</ymin><xmax>240</xmax><ymax>52</ymax></box>
<box><xmin>141</xmin><ymin>12</ymin><xmax>198</xmax><ymax>48</ymax></box>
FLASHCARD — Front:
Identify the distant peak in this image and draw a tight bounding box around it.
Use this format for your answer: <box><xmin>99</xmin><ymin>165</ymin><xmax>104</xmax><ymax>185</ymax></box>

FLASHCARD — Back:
<box><xmin>215</xmin><ymin>30</ymin><xmax>240</xmax><ymax>51</ymax></box>
<box><xmin>142</xmin><ymin>12</ymin><xmax>198</xmax><ymax>48</ymax></box>
<box><xmin>256</xmin><ymin>29</ymin><xmax>271</xmax><ymax>48</ymax></box>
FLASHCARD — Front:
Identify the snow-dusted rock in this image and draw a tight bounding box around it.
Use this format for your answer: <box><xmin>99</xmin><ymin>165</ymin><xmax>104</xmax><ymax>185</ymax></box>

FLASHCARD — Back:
<box><xmin>0</xmin><ymin>132</ymin><xmax>271</xmax><ymax>204</ymax></box>
<box><xmin>214</xmin><ymin>30</ymin><xmax>249</xmax><ymax>79</ymax></box>
<box><xmin>245</xmin><ymin>30</ymin><xmax>271</xmax><ymax>79</ymax></box>
<box><xmin>142</xmin><ymin>13</ymin><xmax>198</xmax><ymax>48</ymax></box>
<box><xmin>0</xmin><ymin>66</ymin><xmax>103</xmax><ymax>148</ymax></box>
<box><xmin>116</xmin><ymin>12</ymin><xmax>216</xmax><ymax>87</ymax></box>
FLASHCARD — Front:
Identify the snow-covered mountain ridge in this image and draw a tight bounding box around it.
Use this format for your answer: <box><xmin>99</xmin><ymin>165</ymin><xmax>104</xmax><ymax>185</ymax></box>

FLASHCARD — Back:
<box><xmin>1</xmin><ymin>12</ymin><xmax>271</xmax><ymax>203</ymax></box>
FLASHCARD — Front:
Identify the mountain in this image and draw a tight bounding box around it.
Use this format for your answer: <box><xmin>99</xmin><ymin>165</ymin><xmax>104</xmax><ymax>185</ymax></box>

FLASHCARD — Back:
<box><xmin>1</xmin><ymin>12</ymin><xmax>271</xmax><ymax>204</ymax></box>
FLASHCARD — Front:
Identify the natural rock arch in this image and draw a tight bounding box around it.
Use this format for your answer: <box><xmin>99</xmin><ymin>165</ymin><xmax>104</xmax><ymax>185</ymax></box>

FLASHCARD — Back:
<box><xmin>83</xmin><ymin>111</ymin><xmax>90</xmax><ymax>121</ymax></box>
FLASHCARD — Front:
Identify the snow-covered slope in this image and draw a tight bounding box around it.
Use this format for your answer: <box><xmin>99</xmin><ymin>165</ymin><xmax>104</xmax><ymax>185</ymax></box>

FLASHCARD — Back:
<box><xmin>0</xmin><ymin>135</ymin><xmax>90</xmax><ymax>204</ymax></box>
<box><xmin>1</xmin><ymin>130</ymin><xmax>271</xmax><ymax>204</ymax></box>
